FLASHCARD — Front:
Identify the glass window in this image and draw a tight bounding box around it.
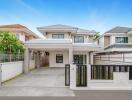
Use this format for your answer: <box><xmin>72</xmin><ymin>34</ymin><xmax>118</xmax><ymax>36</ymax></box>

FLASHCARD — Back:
<box><xmin>74</xmin><ymin>36</ymin><xmax>84</xmax><ymax>43</ymax></box>
<box><xmin>56</xmin><ymin>54</ymin><xmax>63</xmax><ymax>63</ymax></box>
<box><xmin>52</xmin><ymin>34</ymin><xmax>64</xmax><ymax>39</ymax></box>
<box><xmin>115</xmin><ymin>37</ymin><xmax>128</xmax><ymax>43</ymax></box>
<box><xmin>16</xmin><ymin>34</ymin><xmax>19</xmax><ymax>39</ymax></box>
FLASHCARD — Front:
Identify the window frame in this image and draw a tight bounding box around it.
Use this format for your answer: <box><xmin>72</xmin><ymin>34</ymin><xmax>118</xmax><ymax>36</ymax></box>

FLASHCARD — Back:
<box><xmin>115</xmin><ymin>37</ymin><xmax>128</xmax><ymax>43</ymax></box>
<box><xmin>52</xmin><ymin>34</ymin><xmax>64</xmax><ymax>39</ymax></box>
<box><xmin>74</xmin><ymin>35</ymin><xmax>84</xmax><ymax>43</ymax></box>
<box><xmin>56</xmin><ymin>54</ymin><xmax>63</xmax><ymax>63</ymax></box>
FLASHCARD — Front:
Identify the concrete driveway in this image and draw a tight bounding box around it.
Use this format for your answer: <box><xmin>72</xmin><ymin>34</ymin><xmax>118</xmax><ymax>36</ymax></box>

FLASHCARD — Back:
<box><xmin>0</xmin><ymin>67</ymin><xmax>75</xmax><ymax>96</ymax></box>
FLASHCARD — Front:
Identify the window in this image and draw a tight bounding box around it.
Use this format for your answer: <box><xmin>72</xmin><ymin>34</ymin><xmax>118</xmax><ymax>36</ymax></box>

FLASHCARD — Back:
<box><xmin>115</xmin><ymin>37</ymin><xmax>128</xmax><ymax>43</ymax></box>
<box><xmin>74</xmin><ymin>36</ymin><xmax>84</xmax><ymax>43</ymax></box>
<box><xmin>56</xmin><ymin>54</ymin><xmax>63</xmax><ymax>63</ymax></box>
<box><xmin>16</xmin><ymin>34</ymin><xmax>19</xmax><ymax>39</ymax></box>
<box><xmin>52</xmin><ymin>34</ymin><xmax>64</xmax><ymax>39</ymax></box>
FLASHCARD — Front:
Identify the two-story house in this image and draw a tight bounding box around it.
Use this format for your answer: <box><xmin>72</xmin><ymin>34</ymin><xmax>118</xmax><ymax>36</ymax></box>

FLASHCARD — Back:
<box><xmin>98</xmin><ymin>26</ymin><xmax>132</xmax><ymax>52</ymax></box>
<box><xmin>0</xmin><ymin>24</ymin><xmax>39</xmax><ymax>42</ymax></box>
<box><xmin>94</xmin><ymin>26</ymin><xmax>132</xmax><ymax>65</ymax></box>
<box><xmin>24</xmin><ymin>24</ymin><xmax>101</xmax><ymax>72</ymax></box>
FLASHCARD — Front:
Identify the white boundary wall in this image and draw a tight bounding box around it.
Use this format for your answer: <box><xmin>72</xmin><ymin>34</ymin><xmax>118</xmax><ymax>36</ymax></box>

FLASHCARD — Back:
<box><xmin>70</xmin><ymin>64</ymin><xmax>132</xmax><ymax>90</ymax></box>
<box><xmin>1</xmin><ymin>61</ymin><xmax>23</xmax><ymax>82</ymax></box>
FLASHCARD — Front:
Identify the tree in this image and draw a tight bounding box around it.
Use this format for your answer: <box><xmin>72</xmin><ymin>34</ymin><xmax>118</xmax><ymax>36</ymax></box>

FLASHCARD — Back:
<box><xmin>0</xmin><ymin>31</ymin><xmax>24</xmax><ymax>61</ymax></box>
<box><xmin>93</xmin><ymin>32</ymin><xmax>100</xmax><ymax>40</ymax></box>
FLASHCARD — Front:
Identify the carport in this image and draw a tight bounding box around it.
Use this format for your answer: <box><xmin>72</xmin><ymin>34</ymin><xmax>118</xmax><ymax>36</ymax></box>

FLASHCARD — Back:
<box><xmin>24</xmin><ymin>39</ymin><xmax>73</xmax><ymax>73</ymax></box>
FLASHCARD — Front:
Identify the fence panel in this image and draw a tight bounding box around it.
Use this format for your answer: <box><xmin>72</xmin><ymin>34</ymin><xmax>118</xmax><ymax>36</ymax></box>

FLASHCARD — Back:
<box><xmin>91</xmin><ymin>65</ymin><xmax>131</xmax><ymax>80</ymax></box>
<box><xmin>76</xmin><ymin>65</ymin><xmax>87</xmax><ymax>87</ymax></box>
<box><xmin>0</xmin><ymin>54</ymin><xmax>24</xmax><ymax>63</ymax></box>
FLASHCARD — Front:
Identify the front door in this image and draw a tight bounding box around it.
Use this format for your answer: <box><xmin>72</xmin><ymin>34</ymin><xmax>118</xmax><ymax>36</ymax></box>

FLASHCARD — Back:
<box><xmin>73</xmin><ymin>55</ymin><xmax>86</xmax><ymax>64</ymax></box>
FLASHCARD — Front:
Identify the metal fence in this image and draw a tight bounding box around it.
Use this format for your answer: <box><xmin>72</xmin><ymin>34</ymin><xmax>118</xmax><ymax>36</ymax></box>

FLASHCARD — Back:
<box><xmin>65</xmin><ymin>64</ymin><xmax>70</xmax><ymax>86</ymax></box>
<box><xmin>0</xmin><ymin>54</ymin><xmax>24</xmax><ymax>63</ymax></box>
<box><xmin>91</xmin><ymin>65</ymin><xmax>132</xmax><ymax>80</ymax></box>
<box><xmin>76</xmin><ymin>64</ymin><xmax>87</xmax><ymax>87</ymax></box>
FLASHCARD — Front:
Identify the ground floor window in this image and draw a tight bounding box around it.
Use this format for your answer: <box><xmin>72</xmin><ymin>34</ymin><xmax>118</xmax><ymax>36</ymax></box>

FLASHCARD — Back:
<box><xmin>56</xmin><ymin>54</ymin><xmax>63</xmax><ymax>63</ymax></box>
<box><xmin>73</xmin><ymin>55</ymin><xmax>86</xmax><ymax>64</ymax></box>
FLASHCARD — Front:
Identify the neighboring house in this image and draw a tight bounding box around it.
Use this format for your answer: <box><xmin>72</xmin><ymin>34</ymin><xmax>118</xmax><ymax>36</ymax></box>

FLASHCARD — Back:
<box><xmin>98</xmin><ymin>26</ymin><xmax>132</xmax><ymax>51</ymax></box>
<box><xmin>24</xmin><ymin>24</ymin><xmax>101</xmax><ymax>72</ymax></box>
<box><xmin>0</xmin><ymin>24</ymin><xmax>39</xmax><ymax>42</ymax></box>
<box><xmin>95</xmin><ymin>26</ymin><xmax>132</xmax><ymax>65</ymax></box>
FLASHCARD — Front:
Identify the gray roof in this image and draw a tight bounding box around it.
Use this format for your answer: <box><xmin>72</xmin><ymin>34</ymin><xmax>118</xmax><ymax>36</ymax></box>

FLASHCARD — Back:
<box><xmin>37</xmin><ymin>24</ymin><xmax>78</xmax><ymax>29</ymax></box>
<box><xmin>105</xmin><ymin>26</ymin><xmax>132</xmax><ymax>33</ymax></box>
<box><xmin>77</xmin><ymin>28</ymin><xmax>96</xmax><ymax>35</ymax></box>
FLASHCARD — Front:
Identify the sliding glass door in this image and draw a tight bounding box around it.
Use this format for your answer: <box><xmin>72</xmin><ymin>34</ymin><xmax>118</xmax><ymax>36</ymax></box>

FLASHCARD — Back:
<box><xmin>73</xmin><ymin>55</ymin><xmax>86</xmax><ymax>64</ymax></box>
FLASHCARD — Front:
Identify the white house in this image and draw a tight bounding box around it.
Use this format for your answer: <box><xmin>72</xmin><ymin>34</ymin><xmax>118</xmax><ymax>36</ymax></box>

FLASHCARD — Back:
<box><xmin>24</xmin><ymin>24</ymin><xmax>102</xmax><ymax>72</ymax></box>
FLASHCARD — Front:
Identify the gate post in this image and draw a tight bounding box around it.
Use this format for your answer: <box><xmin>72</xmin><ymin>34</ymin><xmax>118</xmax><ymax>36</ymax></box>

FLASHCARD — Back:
<box><xmin>87</xmin><ymin>64</ymin><xmax>91</xmax><ymax>86</ymax></box>
<box><xmin>70</xmin><ymin>64</ymin><xmax>76</xmax><ymax>89</ymax></box>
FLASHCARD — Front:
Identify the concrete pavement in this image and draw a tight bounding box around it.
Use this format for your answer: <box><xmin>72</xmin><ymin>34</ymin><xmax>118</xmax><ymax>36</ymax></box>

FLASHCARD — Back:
<box><xmin>0</xmin><ymin>67</ymin><xmax>75</xmax><ymax>96</ymax></box>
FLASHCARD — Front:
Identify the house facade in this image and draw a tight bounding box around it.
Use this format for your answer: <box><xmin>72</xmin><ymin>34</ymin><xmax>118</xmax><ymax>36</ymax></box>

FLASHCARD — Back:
<box><xmin>98</xmin><ymin>26</ymin><xmax>132</xmax><ymax>51</ymax></box>
<box><xmin>94</xmin><ymin>26</ymin><xmax>132</xmax><ymax>65</ymax></box>
<box><xmin>24</xmin><ymin>24</ymin><xmax>101</xmax><ymax>72</ymax></box>
<box><xmin>0</xmin><ymin>24</ymin><xmax>39</xmax><ymax>42</ymax></box>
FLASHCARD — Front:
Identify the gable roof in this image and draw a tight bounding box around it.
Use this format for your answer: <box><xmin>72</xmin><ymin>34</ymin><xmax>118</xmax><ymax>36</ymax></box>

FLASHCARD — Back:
<box><xmin>0</xmin><ymin>24</ymin><xmax>39</xmax><ymax>38</ymax></box>
<box><xmin>105</xmin><ymin>26</ymin><xmax>132</xmax><ymax>33</ymax></box>
<box><xmin>0</xmin><ymin>24</ymin><xmax>27</xmax><ymax>29</ymax></box>
<box><xmin>37</xmin><ymin>24</ymin><xmax>78</xmax><ymax>29</ymax></box>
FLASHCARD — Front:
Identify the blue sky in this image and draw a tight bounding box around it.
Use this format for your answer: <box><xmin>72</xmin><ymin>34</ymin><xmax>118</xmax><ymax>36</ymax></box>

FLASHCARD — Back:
<box><xmin>0</xmin><ymin>0</ymin><xmax>132</xmax><ymax>36</ymax></box>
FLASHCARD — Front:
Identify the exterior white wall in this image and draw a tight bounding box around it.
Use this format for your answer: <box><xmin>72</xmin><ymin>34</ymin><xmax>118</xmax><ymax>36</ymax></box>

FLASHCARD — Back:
<box><xmin>15</xmin><ymin>32</ymin><xmax>25</xmax><ymax>42</ymax></box>
<box><xmin>88</xmin><ymin>72</ymin><xmax>132</xmax><ymax>89</ymax></box>
<box><xmin>110</xmin><ymin>35</ymin><xmax>115</xmax><ymax>44</ymax></box>
<box><xmin>49</xmin><ymin>51</ymin><xmax>69</xmax><ymax>67</ymax></box>
<box><xmin>1</xmin><ymin>61</ymin><xmax>23</xmax><ymax>82</ymax></box>
<box><xmin>29</xmin><ymin>60</ymin><xmax>35</xmax><ymax>70</ymax></box>
<box><xmin>48</xmin><ymin>51</ymin><xmax>91</xmax><ymax>67</ymax></box>
<box><xmin>128</xmin><ymin>35</ymin><xmax>132</xmax><ymax>43</ymax></box>
<box><xmin>19</xmin><ymin>33</ymin><xmax>25</xmax><ymax>42</ymax></box>
<box><xmin>99</xmin><ymin>37</ymin><xmax>104</xmax><ymax>47</ymax></box>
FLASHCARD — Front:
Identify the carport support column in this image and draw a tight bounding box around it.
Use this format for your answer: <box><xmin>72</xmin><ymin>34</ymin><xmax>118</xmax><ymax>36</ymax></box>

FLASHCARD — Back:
<box><xmin>69</xmin><ymin>48</ymin><xmax>73</xmax><ymax>64</ymax></box>
<box><xmin>90</xmin><ymin>52</ymin><xmax>93</xmax><ymax>64</ymax></box>
<box><xmin>24</xmin><ymin>48</ymin><xmax>30</xmax><ymax>73</ymax></box>
<box><xmin>36</xmin><ymin>51</ymin><xmax>40</xmax><ymax>68</ymax></box>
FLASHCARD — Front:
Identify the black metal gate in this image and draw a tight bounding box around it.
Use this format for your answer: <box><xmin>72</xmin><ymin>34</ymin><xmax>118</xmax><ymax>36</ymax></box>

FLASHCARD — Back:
<box><xmin>65</xmin><ymin>64</ymin><xmax>70</xmax><ymax>86</ymax></box>
<box><xmin>76</xmin><ymin>65</ymin><xmax>87</xmax><ymax>87</ymax></box>
<box><xmin>129</xmin><ymin>67</ymin><xmax>132</xmax><ymax>80</ymax></box>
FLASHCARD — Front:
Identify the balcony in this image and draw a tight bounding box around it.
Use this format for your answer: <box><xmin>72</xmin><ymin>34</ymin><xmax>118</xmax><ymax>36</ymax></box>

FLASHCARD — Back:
<box><xmin>72</xmin><ymin>43</ymin><xmax>102</xmax><ymax>51</ymax></box>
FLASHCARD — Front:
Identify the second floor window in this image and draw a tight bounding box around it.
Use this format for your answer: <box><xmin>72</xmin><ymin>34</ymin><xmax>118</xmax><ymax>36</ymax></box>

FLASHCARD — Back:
<box><xmin>115</xmin><ymin>37</ymin><xmax>128</xmax><ymax>43</ymax></box>
<box><xmin>74</xmin><ymin>36</ymin><xmax>84</xmax><ymax>43</ymax></box>
<box><xmin>52</xmin><ymin>34</ymin><xmax>64</xmax><ymax>39</ymax></box>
